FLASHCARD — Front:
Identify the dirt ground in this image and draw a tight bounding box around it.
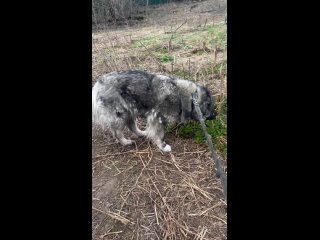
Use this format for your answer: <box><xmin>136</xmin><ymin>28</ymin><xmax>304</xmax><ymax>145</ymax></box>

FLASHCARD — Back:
<box><xmin>92</xmin><ymin>1</ymin><xmax>227</xmax><ymax>239</ymax></box>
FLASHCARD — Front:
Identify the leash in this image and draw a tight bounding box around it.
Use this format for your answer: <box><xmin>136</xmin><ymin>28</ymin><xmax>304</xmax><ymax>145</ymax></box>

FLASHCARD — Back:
<box><xmin>191</xmin><ymin>92</ymin><xmax>227</xmax><ymax>201</ymax></box>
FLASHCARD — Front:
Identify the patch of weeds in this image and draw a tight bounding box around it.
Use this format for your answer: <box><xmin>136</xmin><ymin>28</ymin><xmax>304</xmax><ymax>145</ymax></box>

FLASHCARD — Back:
<box><xmin>168</xmin><ymin>33</ymin><xmax>178</xmax><ymax>40</ymax></box>
<box><xmin>160</xmin><ymin>54</ymin><xmax>174</xmax><ymax>63</ymax></box>
<box><xmin>209</xmin><ymin>38</ymin><xmax>217</xmax><ymax>48</ymax></box>
<box><xmin>148</xmin><ymin>44</ymin><xmax>168</xmax><ymax>54</ymax></box>
<box><xmin>165</xmin><ymin>123</ymin><xmax>177</xmax><ymax>133</ymax></box>
<box><xmin>177</xmin><ymin>101</ymin><xmax>227</xmax><ymax>158</ymax></box>
<box><xmin>205</xmin><ymin>25</ymin><xmax>227</xmax><ymax>48</ymax></box>
<box><xmin>159</xmin><ymin>35</ymin><xmax>172</xmax><ymax>42</ymax></box>
<box><xmin>176</xmin><ymin>37</ymin><xmax>185</xmax><ymax>45</ymax></box>
<box><xmin>183</xmin><ymin>45</ymin><xmax>193</xmax><ymax>50</ymax></box>
<box><xmin>172</xmin><ymin>69</ymin><xmax>190</xmax><ymax>78</ymax></box>
<box><xmin>195</xmin><ymin>49</ymin><xmax>207</xmax><ymax>55</ymax></box>
<box><xmin>130</xmin><ymin>36</ymin><xmax>158</xmax><ymax>48</ymax></box>
<box><xmin>131</xmin><ymin>41</ymin><xmax>142</xmax><ymax>48</ymax></box>
<box><xmin>157</xmin><ymin>48</ymin><xmax>169</xmax><ymax>54</ymax></box>
<box><xmin>206</xmin><ymin>26</ymin><xmax>215</xmax><ymax>33</ymax></box>
<box><xmin>212</xmin><ymin>60</ymin><xmax>227</xmax><ymax>75</ymax></box>
<box><xmin>196</xmin><ymin>60</ymin><xmax>227</xmax><ymax>78</ymax></box>
<box><xmin>216</xmin><ymin>31</ymin><xmax>227</xmax><ymax>47</ymax></box>
<box><xmin>172</xmin><ymin>36</ymin><xmax>194</xmax><ymax>51</ymax></box>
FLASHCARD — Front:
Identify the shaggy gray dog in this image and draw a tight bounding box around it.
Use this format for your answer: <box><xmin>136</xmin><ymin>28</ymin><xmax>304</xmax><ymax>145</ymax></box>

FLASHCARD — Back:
<box><xmin>92</xmin><ymin>70</ymin><xmax>215</xmax><ymax>152</ymax></box>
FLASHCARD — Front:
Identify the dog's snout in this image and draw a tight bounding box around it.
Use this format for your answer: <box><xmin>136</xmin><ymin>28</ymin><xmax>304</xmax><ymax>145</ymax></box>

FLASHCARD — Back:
<box><xmin>206</xmin><ymin>113</ymin><xmax>216</xmax><ymax>120</ymax></box>
<box><xmin>206</xmin><ymin>110</ymin><xmax>217</xmax><ymax>120</ymax></box>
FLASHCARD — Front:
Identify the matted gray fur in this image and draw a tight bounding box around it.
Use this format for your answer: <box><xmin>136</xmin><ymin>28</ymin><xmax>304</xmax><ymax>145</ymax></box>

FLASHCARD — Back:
<box><xmin>92</xmin><ymin>70</ymin><xmax>216</xmax><ymax>152</ymax></box>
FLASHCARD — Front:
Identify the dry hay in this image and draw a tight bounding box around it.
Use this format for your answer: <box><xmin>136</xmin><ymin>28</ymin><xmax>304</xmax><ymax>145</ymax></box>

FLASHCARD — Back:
<box><xmin>92</xmin><ymin>127</ymin><xmax>227</xmax><ymax>240</ymax></box>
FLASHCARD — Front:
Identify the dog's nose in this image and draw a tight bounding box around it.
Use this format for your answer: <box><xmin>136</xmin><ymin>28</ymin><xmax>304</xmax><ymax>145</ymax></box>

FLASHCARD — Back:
<box><xmin>208</xmin><ymin>109</ymin><xmax>217</xmax><ymax>120</ymax></box>
<box><xmin>206</xmin><ymin>113</ymin><xmax>216</xmax><ymax>120</ymax></box>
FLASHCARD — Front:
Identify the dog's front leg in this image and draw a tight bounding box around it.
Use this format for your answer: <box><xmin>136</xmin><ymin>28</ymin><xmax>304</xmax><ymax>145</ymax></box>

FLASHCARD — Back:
<box><xmin>154</xmin><ymin>138</ymin><xmax>171</xmax><ymax>152</ymax></box>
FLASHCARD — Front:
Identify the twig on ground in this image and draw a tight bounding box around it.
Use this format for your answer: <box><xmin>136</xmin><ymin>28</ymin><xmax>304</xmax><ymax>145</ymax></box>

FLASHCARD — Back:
<box><xmin>92</xmin><ymin>207</ymin><xmax>134</xmax><ymax>225</ymax></box>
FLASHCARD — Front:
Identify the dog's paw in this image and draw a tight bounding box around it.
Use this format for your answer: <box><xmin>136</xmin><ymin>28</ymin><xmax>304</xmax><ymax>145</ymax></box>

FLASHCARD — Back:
<box><xmin>161</xmin><ymin>144</ymin><xmax>172</xmax><ymax>152</ymax></box>
<box><xmin>121</xmin><ymin>139</ymin><xmax>135</xmax><ymax>145</ymax></box>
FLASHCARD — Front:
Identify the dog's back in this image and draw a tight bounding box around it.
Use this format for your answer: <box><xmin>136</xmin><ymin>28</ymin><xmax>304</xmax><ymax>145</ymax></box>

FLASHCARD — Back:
<box><xmin>93</xmin><ymin>70</ymin><xmax>181</xmax><ymax>119</ymax></box>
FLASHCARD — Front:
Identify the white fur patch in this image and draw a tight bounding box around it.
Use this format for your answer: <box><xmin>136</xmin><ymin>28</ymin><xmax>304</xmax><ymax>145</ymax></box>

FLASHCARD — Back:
<box><xmin>175</xmin><ymin>79</ymin><xmax>197</xmax><ymax>92</ymax></box>
<box><xmin>121</xmin><ymin>139</ymin><xmax>134</xmax><ymax>145</ymax></box>
<box><xmin>161</xmin><ymin>144</ymin><xmax>171</xmax><ymax>152</ymax></box>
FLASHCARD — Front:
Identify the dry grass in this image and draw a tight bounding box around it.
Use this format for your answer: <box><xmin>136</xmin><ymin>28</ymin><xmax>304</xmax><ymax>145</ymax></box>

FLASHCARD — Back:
<box><xmin>92</xmin><ymin>1</ymin><xmax>227</xmax><ymax>239</ymax></box>
<box><xmin>92</xmin><ymin>132</ymin><xmax>227</xmax><ymax>240</ymax></box>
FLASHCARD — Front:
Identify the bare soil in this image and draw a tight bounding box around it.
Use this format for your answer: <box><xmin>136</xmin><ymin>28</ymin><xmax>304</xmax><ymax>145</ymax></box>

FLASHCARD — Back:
<box><xmin>92</xmin><ymin>126</ymin><xmax>227</xmax><ymax>240</ymax></box>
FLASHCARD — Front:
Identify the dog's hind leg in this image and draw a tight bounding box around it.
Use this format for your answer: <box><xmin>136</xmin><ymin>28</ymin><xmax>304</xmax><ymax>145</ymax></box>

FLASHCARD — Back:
<box><xmin>111</xmin><ymin>128</ymin><xmax>134</xmax><ymax>146</ymax></box>
<box><xmin>128</xmin><ymin>118</ymin><xmax>147</xmax><ymax>137</ymax></box>
<box><xmin>126</xmin><ymin>105</ymin><xmax>146</xmax><ymax>137</ymax></box>
<box><xmin>109</xmin><ymin>117</ymin><xmax>134</xmax><ymax>146</ymax></box>
<box><xmin>145</xmin><ymin>109</ymin><xmax>171</xmax><ymax>152</ymax></box>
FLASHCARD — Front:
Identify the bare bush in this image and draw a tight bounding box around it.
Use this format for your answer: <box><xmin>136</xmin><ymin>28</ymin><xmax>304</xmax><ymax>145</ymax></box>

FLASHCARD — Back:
<box><xmin>92</xmin><ymin>0</ymin><xmax>198</xmax><ymax>29</ymax></box>
<box><xmin>92</xmin><ymin>0</ymin><xmax>142</xmax><ymax>27</ymax></box>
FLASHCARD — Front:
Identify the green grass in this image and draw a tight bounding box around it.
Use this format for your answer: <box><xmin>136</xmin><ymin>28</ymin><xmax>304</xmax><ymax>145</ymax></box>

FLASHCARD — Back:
<box><xmin>130</xmin><ymin>36</ymin><xmax>159</xmax><ymax>48</ymax></box>
<box><xmin>205</xmin><ymin>25</ymin><xmax>227</xmax><ymax>48</ymax></box>
<box><xmin>196</xmin><ymin>60</ymin><xmax>227</xmax><ymax>77</ymax></box>
<box><xmin>176</xmin><ymin>100</ymin><xmax>227</xmax><ymax>159</ymax></box>
<box><xmin>160</xmin><ymin>54</ymin><xmax>174</xmax><ymax>63</ymax></box>
<box><xmin>206</xmin><ymin>26</ymin><xmax>215</xmax><ymax>33</ymax></box>
<box><xmin>171</xmin><ymin>60</ymin><xmax>227</xmax><ymax>80</ymax></box>
<box><xmin>183</xmin><ymin>45</ymin><xmax>193</xmax><ymax>50</ymax></box>
<box><xmin>171</xmin><ymin>69</ymin><xmax>191</xmax><ymax>79</ymax></box>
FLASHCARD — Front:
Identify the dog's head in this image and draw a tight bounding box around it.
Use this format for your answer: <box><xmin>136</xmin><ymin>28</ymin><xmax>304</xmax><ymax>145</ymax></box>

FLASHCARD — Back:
<box><xmin>192</xmin><ymin>86</ymin><xmax>216</xmax><ymax>120</ymax></box>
